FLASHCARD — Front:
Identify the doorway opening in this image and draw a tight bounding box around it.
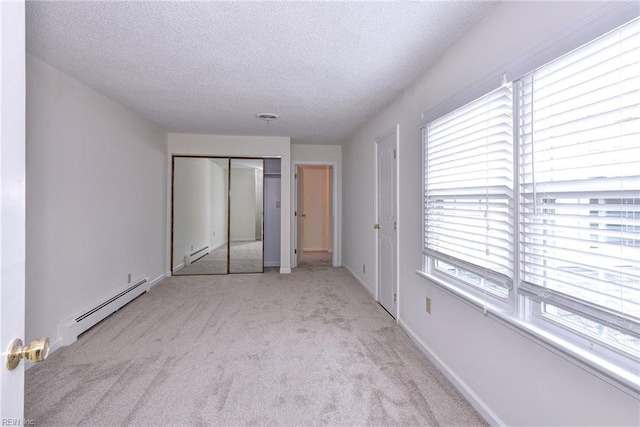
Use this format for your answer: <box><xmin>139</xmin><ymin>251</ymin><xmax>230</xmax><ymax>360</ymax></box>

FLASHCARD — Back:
<box><xmin>293</xmin><ymin>163</ymin><xmax>338</xmax><ymax>268</ymax></box>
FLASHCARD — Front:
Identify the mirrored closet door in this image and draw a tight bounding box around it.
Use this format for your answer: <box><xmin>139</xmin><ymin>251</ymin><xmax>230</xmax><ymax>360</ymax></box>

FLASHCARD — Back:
<box><xmin>171</xmin><ymin>156</ymin><xmax>264</xmax><ymax>275</ymax></box>
<box><xmin>229</xmin><ymin>159</ymin><xmax>264</xmax><ymax>273</ymax></box>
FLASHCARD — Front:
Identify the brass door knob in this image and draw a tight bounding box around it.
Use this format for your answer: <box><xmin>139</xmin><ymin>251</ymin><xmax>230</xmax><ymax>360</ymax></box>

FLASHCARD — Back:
<box><xmin>374</xmin><ymin>224</ymin><xmax>381</xmax><ymax>229</ymax></box>
<box><xmin>6</xmin><ymin>337</ymin><xmax>50</xmax><ymax>370</ymax></box>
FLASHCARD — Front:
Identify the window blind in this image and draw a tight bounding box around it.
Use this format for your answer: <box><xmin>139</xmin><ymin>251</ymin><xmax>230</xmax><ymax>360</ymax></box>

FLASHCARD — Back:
<box><xmin>425</xmin><ymin>84</ymin><xmax>514</xmax><ymax>291</ymax></box>
<box><xmin>518</xmin><ymin>18</ymin><xmax>640</xmax><ymax>339</ymax></box>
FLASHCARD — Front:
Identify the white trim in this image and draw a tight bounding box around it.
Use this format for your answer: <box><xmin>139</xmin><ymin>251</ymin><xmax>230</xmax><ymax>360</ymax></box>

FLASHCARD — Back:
<box><xmin>420</xmin><ymin>1</ymin><xmax>639</xmax><ymax>126</ymax></box>
<box><xmin>211</xmin><ymin>240</ymin><xmax>227</xmax><ymax>251</ymax></box>
<box><xmin>302</xmin><ymin>247</ymin><xmax>330</xmax><ymax>252</ymax></box>
<box><xmin>149</xmin><ymin>273</ymin><xmax>166</xmax><ymax>289</ymax></box>
<box><xmin>279</xmin><ymin>267</ymin><xmax>291</xmax><ymax>274</ymax></box>
<box><xmin>344</xmin><ymin>264</ymin><xmax>374</xmax><ymax>300</ymax></box>
<box><xmin>397</xmin><ymin>317</ymin><xmax>505</xmax><ymax>427</ymax></box>
<box><xmin>291</xmin><ymin>161</ymin><xmax>340</xmax><ymax>268</ymax></box>
<box><xmin>172</xmin><ymin>262</ymin><xmax>185</xmax><ymax>274</ymax></box>
<box><xmin>416</xmin><ymin>270</ymin><xmax>640</xmax><ymax>399</ymax></box>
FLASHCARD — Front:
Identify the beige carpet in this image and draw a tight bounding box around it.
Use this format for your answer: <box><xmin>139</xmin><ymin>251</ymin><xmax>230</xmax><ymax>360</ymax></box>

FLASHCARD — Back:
<box><xmin>25</xmin><ymin>263</ymin><xmax>486</xmax><ymax>426</ymax></box>
<box><xmin>175</xmin><ymin>241</ymin><xmax>263</xmax><ymax>275</ymax></box>
<box><xmin>299</xmin><ymin>250</ymin><xmax>332</xmax><ymax>268</ymax></box>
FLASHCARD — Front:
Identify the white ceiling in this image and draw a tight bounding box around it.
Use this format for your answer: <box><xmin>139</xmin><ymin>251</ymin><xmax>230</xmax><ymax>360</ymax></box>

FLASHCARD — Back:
<box><xmin>26</xmin><ymin>1</ymin><xmax>497</xmax><ymax>145</ymax></box>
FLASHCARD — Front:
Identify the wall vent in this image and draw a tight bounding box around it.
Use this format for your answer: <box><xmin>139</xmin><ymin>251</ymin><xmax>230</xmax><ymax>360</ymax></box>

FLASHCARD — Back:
<box><xmin>60</xmin><ymin>278</ymin><xmax>150</xmax><ymax>346</ymax></box>
<box><xmin>185</xmin><ymin>246</ymin><xmax>209</xmax><ymax>265</ymax></box>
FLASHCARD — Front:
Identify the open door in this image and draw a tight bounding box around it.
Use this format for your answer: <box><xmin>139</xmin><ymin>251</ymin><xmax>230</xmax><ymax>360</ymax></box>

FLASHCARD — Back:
<box><xmin>295</xmin><ymin>166</ymin><xmax>304</xmax><ymax>266</ymax></box>
<box><xmin>1</xmin><ymin>1</ymin><xmax>26</xmax><ymax>418</ymax></box>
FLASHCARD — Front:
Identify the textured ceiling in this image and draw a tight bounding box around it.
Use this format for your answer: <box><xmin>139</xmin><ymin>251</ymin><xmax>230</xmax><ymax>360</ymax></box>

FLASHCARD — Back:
<box><xmin>26</xmin><ymin>1</ymin><xmax>497</xmax><ymax>145</ymax></box>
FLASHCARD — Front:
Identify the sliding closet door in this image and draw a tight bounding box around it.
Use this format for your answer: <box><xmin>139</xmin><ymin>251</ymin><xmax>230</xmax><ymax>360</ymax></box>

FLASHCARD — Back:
<box><xmin>172</xmin><ymin>157</ymin><xmax>229</xmax><ymax>275</ymax></box>
<box><xmin>229</xmin><ymin>158</ymin><xmax>264</xmax><ymax>273</ymax></box>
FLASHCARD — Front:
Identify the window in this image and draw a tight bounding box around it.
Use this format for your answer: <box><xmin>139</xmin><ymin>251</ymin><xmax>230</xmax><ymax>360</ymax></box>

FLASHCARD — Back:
<box><xmin>518</xmin><ymin>19</ymin><xmax>640</xmax><ymax>358</ymax></box>
<box><xmin>422</xmin><ymin>17</ymin><xmax>639</xmax><ymax>381</ymax></box>
<box><xmin>424</xmin><ymin>85</ymin><xmax>514</xmax><ymax>300</ymax></box>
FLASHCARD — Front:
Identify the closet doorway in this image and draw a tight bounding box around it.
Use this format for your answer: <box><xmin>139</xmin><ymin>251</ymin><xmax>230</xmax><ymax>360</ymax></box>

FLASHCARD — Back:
<box><xmin>171</xmin><ymin>156</ymin><xmax>266</xmax><ymax>275</ymax></box>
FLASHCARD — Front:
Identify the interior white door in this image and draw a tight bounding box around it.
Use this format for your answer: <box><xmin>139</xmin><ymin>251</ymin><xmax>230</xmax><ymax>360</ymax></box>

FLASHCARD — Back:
<box><xmin>295</xmin><ymin>166</ymin><xmax>304</xmax><ymax>266</ymax></box>
<box><xmin>263</xmin><ymin>176</ymin><xmax>281</xmax><ymax>267</ymax></box>
<box><xmin>376</xmin><ymin>128</ymin><xmax>398</xmax><ymax>318</ymax></box>
<box><xmin>0</xmin><ymin>0</ymin><xmax>27</xmax><ymax>419</ymax></box>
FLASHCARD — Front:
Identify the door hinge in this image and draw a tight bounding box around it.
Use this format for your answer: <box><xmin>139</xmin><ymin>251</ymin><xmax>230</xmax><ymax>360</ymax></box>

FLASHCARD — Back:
<box><xmin>295</xmin><ymin>211</ymin><xmax>297</xmax><ymax>217</ymax></box>
<box><xmin>295</xmin><ymin>173</ymin><xmax>298</xmax><ymax>179</ymax></box>
<box><xmin>394</xmin><ymin>221</ymin><xmax>397</xmax><ymax>231</ymax></box>
<box><xmin>393</xmin><ymin>149</ymin><xmax>397</xmax><ymax>159</ymax></box>
<box><xmin>394</xmin><ymin>293</ymin><xmax>397</xmax><ymax>303</ymax></box>
<box><xmin>294</xmin><ymin>249</ymin><xmax>297</xmax><ymax>254</ymax></box>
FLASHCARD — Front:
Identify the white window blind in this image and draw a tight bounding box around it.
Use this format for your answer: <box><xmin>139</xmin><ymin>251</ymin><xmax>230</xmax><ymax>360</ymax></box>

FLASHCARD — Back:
<box><xmin>518</xmin><ymin>18</ymin><xmax>640</xmax><ymax>348</ymax></box>
<box><xmin>425</xmin><ymin>85</ymin><xmax>514</xmax><ymax>294</ymax></box>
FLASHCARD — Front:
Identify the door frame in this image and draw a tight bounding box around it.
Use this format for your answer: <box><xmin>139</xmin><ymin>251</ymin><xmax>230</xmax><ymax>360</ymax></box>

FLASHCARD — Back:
<box><xmin>374</xmin><ymin>125</ymin><xmax>399</xmax><ymax>318</ymax></box>
<box><xmin>291</xmin><ymin>161</ymin><xmax>340</xmax><ymax>268</ymax></box>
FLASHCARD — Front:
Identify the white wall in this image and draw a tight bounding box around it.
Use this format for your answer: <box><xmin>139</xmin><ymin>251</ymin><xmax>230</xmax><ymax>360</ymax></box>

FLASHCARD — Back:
<box><xmin>341</xmin><ymin>2</ymin><xmax>639</xmax><ymax>426</ymax></box>
<box><xmin>301</xmin><ymin>166</ymin><xmax>330</xmax><ymax>251</ymax></box>
<box><xmin>255</xmin><ymin>168</ymin><xmax>263</xmax><ymax>240</ymax></box>
<box><xmin>230</xmin><ymin>167</ymin><xmax>258</xmax><ymax>241</ymax></box>
<box><xmin>292</xmin><ymin>144</ymin><xmax>342</xmax><ymax>266</ymax></box>
<box><xmin>209</xmin><ymin>159</ymin><xmax>228</xmax><ymax>250</ymax></box>
<box><xmin>172</xmin><ymin>158</ymin><xmax>218</xmax><ymax>270</ymax></box>
<box><xmin>168</xmin><ymin>134</ymin><xmax>292</xmax><ymax>273</ymax></box>
<box><xmin>26</xmin><ymin>55</ymin><xmax>167</xmax><ymax>349</ymax></box>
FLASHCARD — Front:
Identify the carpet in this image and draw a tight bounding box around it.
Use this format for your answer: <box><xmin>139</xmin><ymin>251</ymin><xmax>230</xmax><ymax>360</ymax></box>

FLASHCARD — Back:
<box><xmin>25</xmin><ymin>264</ymin><xmax>486</xmax><ymax>426</ymax></box>
<box><xmin>175</xmin><ymin>241</ymin><xmax>263</xmax><ymax>275</ymax></box>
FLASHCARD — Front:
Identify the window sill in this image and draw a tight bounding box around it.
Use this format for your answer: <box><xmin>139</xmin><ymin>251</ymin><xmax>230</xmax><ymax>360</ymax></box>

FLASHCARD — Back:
<box><xmin>415</xmin><ymin>269</ymin><xmax>640</xmax><ymax>400</ymax></box>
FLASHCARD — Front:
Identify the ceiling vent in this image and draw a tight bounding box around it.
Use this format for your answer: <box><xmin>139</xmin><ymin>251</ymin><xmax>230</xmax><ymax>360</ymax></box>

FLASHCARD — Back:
<box><xmin>256</xmin><ymin>113</ymin><xmax>279</xmax><ymax>122</ymax></box>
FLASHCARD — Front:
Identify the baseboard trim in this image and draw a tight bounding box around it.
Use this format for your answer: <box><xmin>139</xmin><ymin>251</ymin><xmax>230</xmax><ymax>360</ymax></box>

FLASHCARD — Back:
<box><xmin>265</xmin><ymin>261</ymin><xmax>280</xmax><ymax>267</ymax></box>
<box><xmin>149</xmin><ymin>272</ymin><xmax>166</xmax><ymax>288</ymax></box>
<box><xmin>343</xmin><ymin>264</ymin><xmax>374</xmax><ymax>299</ymax></box>
<box><xmin>397</xmin><ymin>317</ymin><xmax>504</xmax><ymax>427</ymax></box>
<box><xmin>279</xmin><ymin>268</ymin><xmax>291</xmax><ymax>274</ymax></box>
<box><xmin>172</xmin><ymin>263</ymin><xmax>184</xmax><ymax>274</ymax></box>
<box><xmin>211</xmin><ymin>240</ymin><xmax>227</xmax><ymax>251</ymax></box>
<box><xmin>303</xmin><ymin>247</ymin><xmax>330</xmax><ymax>252</ymax></box>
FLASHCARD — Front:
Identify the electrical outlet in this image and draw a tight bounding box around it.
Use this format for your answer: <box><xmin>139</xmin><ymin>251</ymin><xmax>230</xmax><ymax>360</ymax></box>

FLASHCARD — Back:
<box><xmin>426</xmin><ymin>297</ymin><xmax>432</xmax><ymax>314</ymax></box>
<box><xmin>363</xmin><ymin>264</ymin><xmax>366</xmax><ymax>274</ymax></box>
<box><xmin>127</xmin><ymin>273</ymin><xmax>132</xmax><ymax>284</ymax></box>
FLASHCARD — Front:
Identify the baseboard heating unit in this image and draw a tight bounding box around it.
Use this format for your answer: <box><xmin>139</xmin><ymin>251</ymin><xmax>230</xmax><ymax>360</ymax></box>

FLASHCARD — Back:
<box><xmin>60</xmin><ymin>277</ymin><xmax>150</xmax><ymax>346</ymax></box>
<box><xmin>185</xmin><ymin>246</ymin><xmax>209</xmax><ymax>265</ymax></box>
